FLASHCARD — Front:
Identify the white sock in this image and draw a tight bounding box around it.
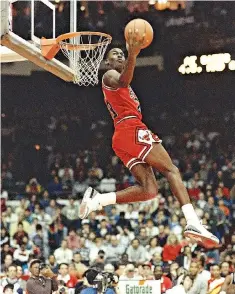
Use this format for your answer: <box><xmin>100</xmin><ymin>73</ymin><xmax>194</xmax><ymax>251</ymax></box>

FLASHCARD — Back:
<box><xmin>182</xmin><ymin>204</ymin><xmax>200</xmax><ymax>225</ymax></box>
<box><xmin>95</xmin><ymin>192</ymin><xmax>116</xmax><ymax>207</ymax></box>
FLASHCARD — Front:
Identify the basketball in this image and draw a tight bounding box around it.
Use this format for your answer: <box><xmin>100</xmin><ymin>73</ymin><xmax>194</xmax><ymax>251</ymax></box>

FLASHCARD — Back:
<box><xmin>124</xmin><ymin>19</ymin><xmax>154</xmax><ymax>49</ymax></box>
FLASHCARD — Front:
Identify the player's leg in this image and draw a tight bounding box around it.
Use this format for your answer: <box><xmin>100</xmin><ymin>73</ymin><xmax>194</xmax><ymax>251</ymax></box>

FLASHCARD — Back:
<box><xmin>145</xmin><ymin>143</ymin><xmax>190</xmax><ymax>206</ymax></box>
<box><xmin>144</xmin><ymin>142</ymin><xmax>219</xmax><ymax>247</ymax></box>
<box><xmin>79</xmin><ymin>163</ymin><xmax>158</xmax><ymax>218</ymax></box>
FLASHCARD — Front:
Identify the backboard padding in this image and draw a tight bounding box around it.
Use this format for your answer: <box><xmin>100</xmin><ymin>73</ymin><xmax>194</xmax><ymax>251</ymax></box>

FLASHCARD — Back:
<box><xmin>1</xmin><ymin>32</ymin><xmax>74</xmax><ymax>81</ymax></box>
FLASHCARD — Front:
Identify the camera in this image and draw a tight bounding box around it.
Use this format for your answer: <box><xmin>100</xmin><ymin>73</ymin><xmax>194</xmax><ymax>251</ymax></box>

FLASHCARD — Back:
<box><xmin>58</xmin><ymin>281</ymin><xmax>67</xmax><ymax>294</ymax></box>
<box><xmin>59</xmin><ymin>287</ymin><xmax>66</xmax><ymax>294</ymax></box>
<box><xmin>84</xmin><ymin>268</ymin><xmax>119</xmax><ymax>293</ymax></box>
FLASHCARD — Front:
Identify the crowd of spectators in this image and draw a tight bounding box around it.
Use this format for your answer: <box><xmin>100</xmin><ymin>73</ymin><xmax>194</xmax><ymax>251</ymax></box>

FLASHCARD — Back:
<box><xmin>11</xmin><ymin>1</ymin><xmax>235</xmax><ymax>48</ymax></box>
<box><xmin>1</xmin><ymin>105</ymin><xmax>235</xmax><ymax>293</ymax></box>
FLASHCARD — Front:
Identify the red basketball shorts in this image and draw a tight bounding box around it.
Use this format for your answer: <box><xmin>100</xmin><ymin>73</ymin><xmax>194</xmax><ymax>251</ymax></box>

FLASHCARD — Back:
<box><xmin>112</xmin><ymin>118</ymin><xmax>162</xmax><ymax>170</ymax></box>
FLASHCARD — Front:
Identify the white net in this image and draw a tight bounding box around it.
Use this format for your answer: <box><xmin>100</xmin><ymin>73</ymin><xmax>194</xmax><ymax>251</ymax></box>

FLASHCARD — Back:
<box><xmin>59</xmin><ymin>33</ymin><xmax>111</xmax><ymax>86</ymax></box>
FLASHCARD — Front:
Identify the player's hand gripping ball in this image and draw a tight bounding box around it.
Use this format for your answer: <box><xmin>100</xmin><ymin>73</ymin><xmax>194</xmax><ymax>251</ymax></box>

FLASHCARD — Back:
<box><xmin>125</xmin><ymin>19</ymin><xmax>154</xmax><ymax>50</ymax></box>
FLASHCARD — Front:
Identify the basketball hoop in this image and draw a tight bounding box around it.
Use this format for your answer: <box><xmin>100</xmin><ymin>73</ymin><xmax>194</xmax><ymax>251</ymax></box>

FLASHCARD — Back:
<box><xmin>41</xmin><ymin>32</ymin><xmax>112</xmax><ymax>86</ymax></box>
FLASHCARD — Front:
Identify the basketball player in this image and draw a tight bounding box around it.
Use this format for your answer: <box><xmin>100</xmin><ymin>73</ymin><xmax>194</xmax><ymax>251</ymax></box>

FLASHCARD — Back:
<box><xmin>79</xmin><ymin>30</ymin><xmax>219</xmax><ymax>247</ymax></box>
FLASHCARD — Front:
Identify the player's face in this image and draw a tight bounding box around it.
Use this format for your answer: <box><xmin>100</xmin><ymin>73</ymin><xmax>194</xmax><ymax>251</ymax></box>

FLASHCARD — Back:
<box><xmin>106</xmin><ymin>48</ymin><xmax>125</xmax><ymax>72</ymax></box>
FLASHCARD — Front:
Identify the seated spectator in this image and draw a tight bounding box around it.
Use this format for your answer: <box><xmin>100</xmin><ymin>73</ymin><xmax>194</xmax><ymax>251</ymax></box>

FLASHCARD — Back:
<box><xmin>119</xmin><ymin>264</ymin><xmax>143</xmax><ymax>281</ymax></box>
<box><xmin>176</xmin><ymin>246</ymin><xmax>192</xmax><ymax>271</ymax></box>
<box><xmin>15</xmin><ymin>198</ymin><xmax>29</xmax><ymax>217</ymax></box>
<box><xmin>146</xmin><ymin>237</ymin><xmax>163</xmax><ymax>260</ymax></box>
<box><xmin>89</xmin><ymin>237</ymin><xmax>105</xmax><ymax>263</ymax></box>
<box><xmin>47</xmin><ymin>255</ymin><xmax>58</xmax><ymax>274</ymax></box>
<box><xmin>118</xmin><ymin>226</ymin><xmax>135</xmax><ymax>248</ymax></box>
<box><xmin>73</xmin><ymin>252</ymin><xmax>88</xmax><ymax>278</ymax></box>
<box><xmin>21</xmin><ymin>236</ymin><xmax>33</xmax><ymax>251</ymax></box>
<box><xmin>1</xmin><ymin>244</ymin><xmax>14</xmax><ymax>267</ymax></box>
<box><xmin>88</xmin><ymin>161</ymin><xmax>103</xmax><ymax>180</ymax></box>
<box><xmin>76</xmin><ymin>237</ymin><xmax>90</xmax><ymax>266</ymax></box>
<box><xmin>170</xmin><ymin>214</ymin><xmax>183</xmax><ymax>239</ymax></box>
<box><xmin>61</xmin><ymin>197</ymin><xmax>80</xmax><ymax>229</ymax></box>
<box><xmin>23</xmin><ymin>209</ymin><xmax>34</xmax><ymax>225</ymax></box>
<box><xmin>137</xmin><ymin>228</ymin><xmax>150</xmax><ymax>247</ymax></box>
<box><xmin>32</xmin><ymin>224</ymin><xmax>44</xmax><ymax>258</ymax></box>
<box><xmin>13</xmin><ymin>222</ymin><xmax>28</xmax><ymax>246</ymax></box>
<box><xmin>220</xmin><ymin>261</ymin><xmax>230</xmax><ymax>277</ymax></box>
<box><xmin>218</xmin><ymin>199</ymin><xmax>230</xmax><ymax>217</ymax></box>
<box><xmin>154</xmin><ymin>265</ymin><xmax>172</xmax><ymax>293</ymax></box>
<box><xmin>155</xmin><ymin>211</ymin><xmax>169</xmax><ymax>227</ymax></box>
<box><xmin>125</xmin><ymin>204</ymin><xmax>139</xmax><ymax>220</ymax></box>
<box><xmin>48</xmin><ymin>223</ymin><xmax>63</xmax><ymax>252</ymax></box>
<box><xmin>57</xmin><ymin>263</ymin><xmax>78</xmax><ymax>288</ymax></box>
<box><xmin>98</xmin><ymin>219</ymin><xmax>112</xmax><ymax>237</ymax></box>
<box><xmin>91</xmin><ymin>250</ymin><xmax>106</xmax><ymax>270</ymax></box>
<box><xmin>27</xmin><ymin>195</ymin><xmax>37</xmax><ymax>213</ymax></box>
<box><xmin>58</xmin><ymin>165</ymin><xmax>74</xmax><ymax>187</ymax></box>
<box><xmin>16</xmin><ymin>266</ymin><xmax>27</xmax><ymax>291</ymax></box>
<box><xmin>13</xmin><ymin>244</ymin><xmax>30</xmax><ymax>268</ymax></box>
<box><xmin>197</xmin><ymin>254</ymin><xmax>211</xmax><ymax>281</ymax></box>
<box><xmin>118</xmin><ymin>253</ymin><xmax>129</xmax><ymax>268</ymax></box>
<box><xmin>67</xmin><ymin>229</ymin><xmax>80</xmax><ymax>251</ymax></box>
<box><xmin>139</xmin><ymin>263</ymin><xmax>154</xmax><ymax>280</ymax></box>
<box><xmin>85</xmin><ymin>232</ymin><xmax>97</xmax><ymax>250</ymax></box>
<box><xmin>166</xmin><ymin>274</ymin><xmax>193</xmax><ymax>294</ymax></box>
<box><xmin>81</xmin><ymin>220</ymin><xmax>92</xmax><ymax>237</ymax></box>
<box><xmin>208</xmin><ymin>264</ymin><xmax>225</xmax><ymax>294</ymax></box>
<box><xmin>45</xmin><ymin>199</ymin><xmax>57</xmax><ymax>218</ymax></box>
<box><xmin>187</xmin><ymin>261</ymin><xmax>208</xmax><ymax>294</ymax></box>
<box><xmin>157</xmin><ymin>225</ymin><xmax>169</xmax><ymax>247</ymax></box>
<box><xmin>1</xmin><ymin>254</ymin><xmax>13</xmax><ymax>275</ymax></box>
<box><xmin>104</xmin><ymin>235</ymin><xmax>125</xmax><ymax>265</ymax></box>
<box><xmin>32</xmin><ymin>204</ymin><xmax>52</xmax><ymax>227</ymax></box>
<box><xmin>88</xmin><ymin>212</ymin><xmax>99</xmax><ymax>232</ymax></box>
<box><xmin>0</xmin><ymin>265</ymin><xmax>23</xmax><ymax>293</ymax></box>
<box><xmin>126</xmin><ymin>238</ymin><xmax>148</xmax><ymax>264</ymax></box>
<box><xmin>116</xmin><ymin>212</ymin><xmax>132</xmax><ymax>231</ymax></box>
<box><xmin>47</xmin><ymin>177</ymin><xmax>63</xmax><ymax>196</ymax></box>
<box><xmin>162</xmin><ymin>234</ymin><xmax>182</xmax><ymax>263</ymax></box>
<box><xmin>25</xmin><ymin>178</ymin><xmax>43</xmax><ymax>195</ymax></box>
<box><xmin>151</xmin><ymin>252</ymin><xmax>163</xmax><ymax>267</ymax></box>
<box><xmin>72</xmin><ymin>171</ymin><xmax>89</xmax><ymax>197</ymax></box>
<box><xmin>54</xmin><ymin>239</ymin><xmax>73</xmax><ymax>265</ymax></box>
<box><xmin>99</xmin><ymin>171</ymin><xmax>116</xmax><ymax>193</ymax></box>
<box><xmin>39</xmin><ymin>190</ymin><xmax>50</xmax><ymax>208</ymax></box>
<box><xmin>4</xmin><ymin>207</ymin><xmax>18</xmax><ymax>232</ymax></box>
<box><xmin>146</xmin><ymin>219</ymin><xmax>159</xmax><ymax>237</ymax></box>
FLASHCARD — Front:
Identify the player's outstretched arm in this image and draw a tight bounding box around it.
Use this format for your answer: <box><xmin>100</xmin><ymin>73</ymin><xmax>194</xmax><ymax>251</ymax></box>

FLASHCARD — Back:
<box><xmin>104</xmin><ymin>31</ymin><xmax>145</xmax><ymax>88</ymax></box>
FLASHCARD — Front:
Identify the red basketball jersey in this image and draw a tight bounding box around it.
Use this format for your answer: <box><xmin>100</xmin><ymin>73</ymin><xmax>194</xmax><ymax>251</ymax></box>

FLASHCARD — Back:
<box><xmin>102</xmin><ymin>78</ymin><xmax>142</xmax><ymax>125</ymax></box>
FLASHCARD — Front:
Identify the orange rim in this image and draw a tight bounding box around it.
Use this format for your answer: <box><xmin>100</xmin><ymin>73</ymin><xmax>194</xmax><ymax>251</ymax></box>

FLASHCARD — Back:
<box><xmin>41</xmin><ymin>31</ymin><xmax>112</xmax><ymax>59</ymax></box>
<box><xmin>57</xmin><ymin>32</ymin><xmax>112</xmax><ymax>51</ymax></box>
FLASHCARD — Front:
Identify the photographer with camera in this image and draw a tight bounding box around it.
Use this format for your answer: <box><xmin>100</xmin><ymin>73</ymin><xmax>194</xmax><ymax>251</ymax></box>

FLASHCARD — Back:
<box><xmin>26</xmin><ymin>259</ymin><xmax>59</xmax><ymax>294</ymax></box>
<box><xmin>74</xmin><ymin>267</ymin><xmax>118</xmax><ymax>294</ymax></box>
